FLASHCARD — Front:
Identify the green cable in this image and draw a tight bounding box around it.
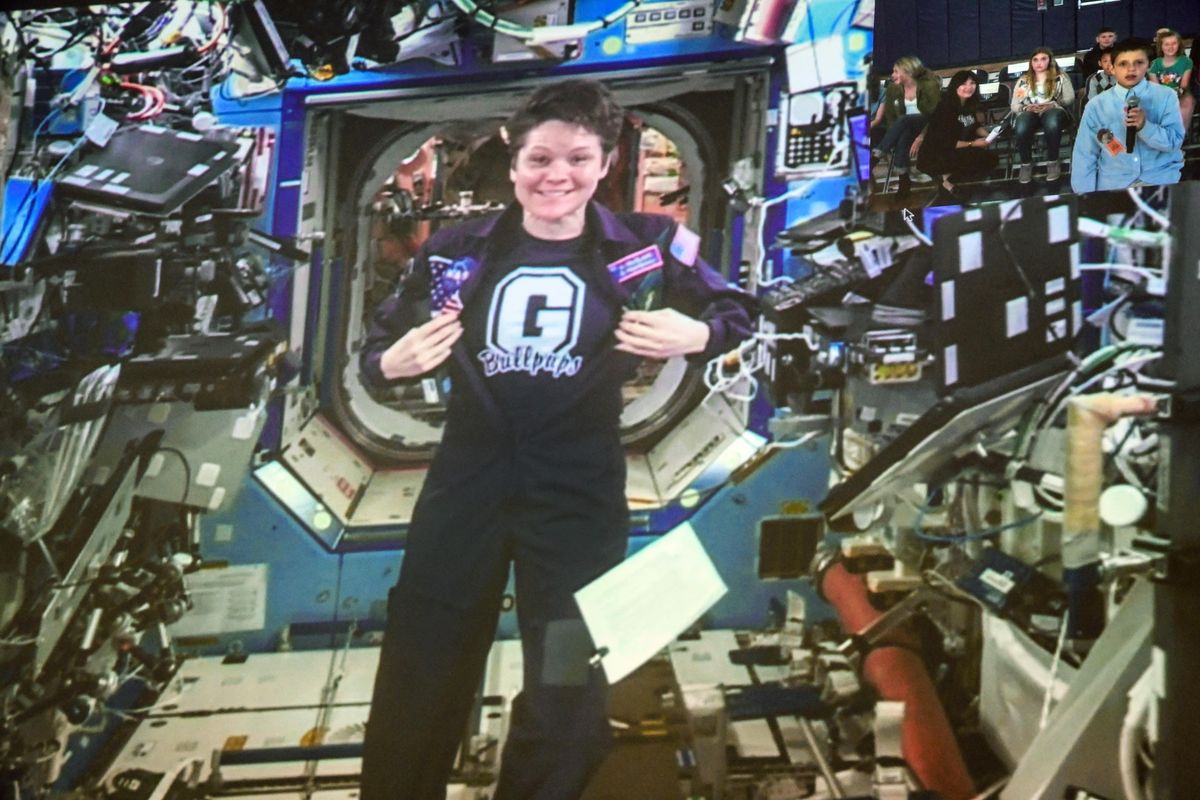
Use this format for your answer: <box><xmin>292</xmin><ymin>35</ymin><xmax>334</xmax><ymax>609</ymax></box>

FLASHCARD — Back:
<box><xmin>448</xmin><ymin>0</ymin><xmax>643</xmax><ymax>42</ymax></box>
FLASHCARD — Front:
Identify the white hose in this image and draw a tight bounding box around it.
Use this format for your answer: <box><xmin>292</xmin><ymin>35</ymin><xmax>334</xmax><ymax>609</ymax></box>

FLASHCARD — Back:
<box><xmin>1119</xmin><ymin>666</ymin><xmax>1155</xmax><ymax>800</ymax></box>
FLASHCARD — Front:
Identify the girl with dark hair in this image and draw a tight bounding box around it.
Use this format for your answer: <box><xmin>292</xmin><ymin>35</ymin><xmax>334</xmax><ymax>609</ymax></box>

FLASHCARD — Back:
<box><xmin>357</xmin><ymin>78</ymin><xmax>755</xmax><ymax>800</ymax></box>
<box><xmin>915</xmin><ymin>71</ymin><xmax>999</xmax><ymax>201</ymax></box>
<box><xmin>1011</xmin><ymin>47</ymin><xmax>1075</xmax><ymax>183</ymax></box>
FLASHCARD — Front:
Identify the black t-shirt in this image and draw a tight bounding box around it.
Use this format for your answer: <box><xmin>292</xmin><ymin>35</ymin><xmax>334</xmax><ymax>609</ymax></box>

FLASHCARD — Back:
<box><xmin>956</xmin><ymin>112</ymin><xmax>977</xmax><ymax>140</ymax></box>
<box><xmin>1081</xmin><ymin>45</ymin><xmax>1112</xmax><ymax>80</ymax></box>
<box><xmin>461</xmin><ymin>226</ymin><xmax>625</xmax><ymax>432</ymax></box>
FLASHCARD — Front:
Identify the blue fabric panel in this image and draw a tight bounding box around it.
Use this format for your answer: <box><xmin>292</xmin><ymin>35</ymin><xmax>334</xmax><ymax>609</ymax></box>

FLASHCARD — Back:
<box><xmin>872</xmin><ymin>0</ymin><xmax>892</xmax><ymax>75</ymax></box>
<box><xmin>947</xmin><ymin>0</ymin><xmax>982</xmax><ymax>66</ymax></box>
<box><xmin>1132</xmin><ymin>0</ymin><xmax>1167</xmax><ymax>39</ymax></box>
<box><xmin>978</xmin><ymin>0</ymin><xmax>1014</xmax><ymax>62</ymax></box>
<box><xmin>916</xmin><ymin>0</ymin><xmax>951</xmax><ymax>67</ymax></box>
<box><xmin>1076</xmin><ymin>5</ymin><xmax>1106</xmax><ymax>50</ymax></box>
<box><xmin>875</xmin><ymin>0</ymin><xmax>920</xmax><ymax>75</ymax></box>
<box><xmin>1011</xmin><ymin>0</ymin><xmax>1042</xmax><ymax>58</ymax></box>
<box><xmin>1102</xmin><ymin>0</ymin><xmax>1133</xmax><ymax>36</ymax></box>
<box><xmin>1042</xmin><ymin>1</ymin><xmax>1076</xmax><ymax>53</ymax></box>
<box><xmin>1165</xmin><ymin>0</ymin><xmax>1199</xmax><ymax>38</ymax></box>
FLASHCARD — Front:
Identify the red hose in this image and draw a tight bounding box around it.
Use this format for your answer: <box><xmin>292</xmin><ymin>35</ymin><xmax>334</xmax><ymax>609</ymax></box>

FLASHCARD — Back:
<box><xmin>822</xmin><ymin>562</ymin><xmax>976</xmax><ymax>800</ymax></box>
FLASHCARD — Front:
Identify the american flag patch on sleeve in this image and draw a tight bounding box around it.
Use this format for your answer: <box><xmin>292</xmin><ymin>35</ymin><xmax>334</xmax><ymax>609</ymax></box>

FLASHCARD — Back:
<box><xmin>669</xmin><ymin>224</ymin><xmax>700</xmax><ymax>267</ymax></box>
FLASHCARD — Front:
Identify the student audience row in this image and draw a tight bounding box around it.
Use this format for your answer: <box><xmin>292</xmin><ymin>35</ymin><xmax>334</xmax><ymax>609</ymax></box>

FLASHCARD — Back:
<box><xmin>870</xmin><ymin>27</ymin><xmax>1196</xmax><ymax>202</ymax></box>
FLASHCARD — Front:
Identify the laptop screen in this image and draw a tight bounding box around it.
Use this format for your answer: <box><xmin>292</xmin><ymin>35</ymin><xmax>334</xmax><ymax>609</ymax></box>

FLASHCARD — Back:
<box><xmin>848</xmin><ymin>110</ymin><xmax>871</xmax><ymax>187</ymax></box>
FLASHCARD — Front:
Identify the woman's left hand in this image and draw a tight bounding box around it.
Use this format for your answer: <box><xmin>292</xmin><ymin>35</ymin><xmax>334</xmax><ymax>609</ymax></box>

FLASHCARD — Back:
<box><xmin>909</xmin><ymin>136</ymin><xmax>923</xmax><ymax>158</ymax></box>
<box><xmin>615</xmin><ymin>309</ymin><xmax>710</xmax><ymax>359</ymax></box>
<box><xmin>973</xmin><ymin>137</ymin><xmax>989</xmax><ymax>147</ymax></box>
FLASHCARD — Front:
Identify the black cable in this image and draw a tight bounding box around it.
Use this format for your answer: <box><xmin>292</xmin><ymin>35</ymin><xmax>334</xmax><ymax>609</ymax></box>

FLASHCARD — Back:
<box><xmin>995</xmin><ymin>200</ymin><xmax>1041</xmax><ymax>320</ymax></box>
<box><xmin>4</xmin><ymin>9</ymin><xmax>102</xmax><ymax>63</ymax></box>
<box><xmin>1104</xmin><ymin>291</ymin><xmax>1136</xmax><ymax>343</ymax></box>
<box><xmin>152</xmin><ymin>446</ymin><xmax>192</xmax><ymax>506</ymax></box>
<box><xmin>1</xmin><ymin>10</ymin><xmax>34</xmax><ymax>61</ymax></box>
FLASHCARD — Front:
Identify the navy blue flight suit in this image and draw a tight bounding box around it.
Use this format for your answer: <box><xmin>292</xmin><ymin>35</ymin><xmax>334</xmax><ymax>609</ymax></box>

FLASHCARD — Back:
<box><xmin>358</xmin><ymin>201</ymin><xmax>755</xmax><ymax>800</ymax></box>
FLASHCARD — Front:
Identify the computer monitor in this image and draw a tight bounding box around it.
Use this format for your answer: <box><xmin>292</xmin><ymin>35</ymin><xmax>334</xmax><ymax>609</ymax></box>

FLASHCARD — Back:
<box><xmin>848</xmin><ymin>110</ymin><xmax>871</xmax><ymax>188</ymax></box>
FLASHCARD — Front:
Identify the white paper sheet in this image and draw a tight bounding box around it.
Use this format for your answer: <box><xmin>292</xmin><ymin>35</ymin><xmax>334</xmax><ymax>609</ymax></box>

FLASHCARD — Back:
<box><xmin>575</xmin><ymin>522</ymin><xmax>727</xmax><ymax>684</ymax></box>
<box><xmin>169</xmin><ymin>563</ymin><xmax>268</xmax><ymax>636</ymax></box>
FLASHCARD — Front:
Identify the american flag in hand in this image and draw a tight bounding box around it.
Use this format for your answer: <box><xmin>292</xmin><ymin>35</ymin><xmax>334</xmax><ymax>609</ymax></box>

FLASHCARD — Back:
<box><xmin>429</xmin><ymin>256</ymin><xmax>474</xmax><ymax>312</ymax></box>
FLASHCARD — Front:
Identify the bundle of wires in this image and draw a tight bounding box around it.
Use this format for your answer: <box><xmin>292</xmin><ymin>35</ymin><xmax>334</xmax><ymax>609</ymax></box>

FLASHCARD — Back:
<box><xmin>117</xmin><ymin>79</ymin><xmax>166</xmax><ymax>120</ymax></box>
<box><xmin>910</xmin><ymin>489</ymin><xmax>1042</xmax><ymax>544</ymax></box>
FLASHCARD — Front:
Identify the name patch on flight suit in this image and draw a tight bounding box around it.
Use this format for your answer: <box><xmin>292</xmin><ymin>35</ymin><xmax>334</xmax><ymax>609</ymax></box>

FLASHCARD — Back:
<box><xmin>606</xmin><ymin>245</ymin><xmax>663</xmax><ymax>284</ymax></box>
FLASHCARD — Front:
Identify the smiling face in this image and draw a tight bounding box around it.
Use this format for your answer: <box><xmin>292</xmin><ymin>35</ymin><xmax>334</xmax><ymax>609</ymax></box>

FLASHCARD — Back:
<box><xmin>1162</xmin><ymin>35</ymin><xmax>1180</xmax><ymax>57</ymax></box>
<box><xmin>1113</xmin><ymin>48</ymin><xmax>1150</xmax><ymax>88</ymax></box>
<box><xmin>1030</xmin><ymin>52</ymin><xmax>1051</xmax><ymax>74</ymax></box>
<box><xmin>510</xmin><ymin>120</ymin><xmax>610</xmax><ymax>240</ymax></box>
<box><xmin>1097</xmin><ymin>31</ymin><xmax>1116</xmax><ymax>48</ymax></box>
<box><xmin>956</xmin><ymin>77</ymin><xmax>977</xmax><ymax>103</ymax></box>
<box><xmin>891</xmin><ymin>65</ymin><xmax>910</xmax><ymax>84</ymax></box>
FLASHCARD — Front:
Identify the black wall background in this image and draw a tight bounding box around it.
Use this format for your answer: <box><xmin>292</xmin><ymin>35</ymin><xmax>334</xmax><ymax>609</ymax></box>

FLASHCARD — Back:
<box><xmin>874</xmin><ymin>0</ymin><xmax>1200</xmax><ymax>74</ymax></box>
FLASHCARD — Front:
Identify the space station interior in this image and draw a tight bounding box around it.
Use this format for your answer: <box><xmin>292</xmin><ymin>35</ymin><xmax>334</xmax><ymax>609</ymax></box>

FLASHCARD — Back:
<box><xmin>1</xmin><ymin>1</ymin><xmax>1198</xmax><ymax>799</ymax></box>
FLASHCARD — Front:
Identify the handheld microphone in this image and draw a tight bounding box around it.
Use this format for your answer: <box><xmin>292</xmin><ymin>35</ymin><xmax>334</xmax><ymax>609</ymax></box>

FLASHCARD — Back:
<box><xmin>1125</xmin><ymin>94</ymin><xmax>1140</xmax><ymax>154</ymax></box>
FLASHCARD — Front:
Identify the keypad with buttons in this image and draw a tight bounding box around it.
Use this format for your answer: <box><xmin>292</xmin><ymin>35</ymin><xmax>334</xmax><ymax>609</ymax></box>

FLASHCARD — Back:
<box><xmin>624</xmin><ymin>0</ymin><xmax>711</xmax><ymax>44</ymax></box>
<box><xmin>783</xmin><ymin>126</ymin><xmax>836</xmax><ymax>169</ymax></box>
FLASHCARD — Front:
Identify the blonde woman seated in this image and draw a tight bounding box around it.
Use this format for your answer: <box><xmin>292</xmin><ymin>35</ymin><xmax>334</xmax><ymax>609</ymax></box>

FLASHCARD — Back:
<box><xmin>870</xmin><ymin>55</ymin><xmax>942</xmax><ymax>196</ymax></box>
<box><xmin>1010</xmin><ymin>47</ymin><xmax>1075</xmax><ymax>183</ymax></box>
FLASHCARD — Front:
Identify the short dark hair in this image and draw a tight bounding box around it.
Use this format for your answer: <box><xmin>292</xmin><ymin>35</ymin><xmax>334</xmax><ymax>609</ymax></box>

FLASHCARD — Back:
<box><xmin>1111</xmin><ymin>38</ymin><xmax>1153</xmax><ymax>63</ymax></box>
<box><xmin>1097</xmin><ymin>26</ymin><xmax>1115</xmax><ymax>36</ymax></box>
<box><xmin>503</xmin><ymin>80</ymin><xmax>626</xmax><ymax>160</ymax></box>
<box><xmin>947</xmin><ymin>69</ymin><xmax>982</xmax><ymax>112</ymax></box>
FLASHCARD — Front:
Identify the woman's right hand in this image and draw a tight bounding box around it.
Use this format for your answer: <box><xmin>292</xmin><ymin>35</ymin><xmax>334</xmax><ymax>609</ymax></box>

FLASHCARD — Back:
<box><xmin>379</xmin><ymin>311</ymin><xmax>463</xmax><ymax>379</ymax></box>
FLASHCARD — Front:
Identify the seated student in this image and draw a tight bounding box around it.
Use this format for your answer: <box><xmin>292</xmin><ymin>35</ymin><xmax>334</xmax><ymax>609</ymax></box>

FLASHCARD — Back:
<box><xmin>869</xmin><ymin>55</ymin><xmax>941</xmax><ymax>197</ymax></box>
<box><xmin>1082</xmin><ymin>50</ymin><xmax>1117</xmax><ymax>108</ymax></box>
<box><xmin>1149</xmin><ymin>29</ymin><xmax>1194</xmax><ymax>132</ymax></box>
<box><xmin>914</xmin><ymin>71</ymin><xmax>1000</xmax><ymax>201</ymax></box>
<box><xmin>1011</xmin><ymin>47</ymin><xmax>1075</xmax><ymax>183</ymax></box>
<box><xmin>1071</xmin><ymin>39</ymin><xmax>1185</xmax><ymax>193</ymax></box>
<box><xmin>1080</xmin><ymin>27</ymin><xmax>1117</xmax><ymax>78</ymax></box>
<box><xmin>1153</xmin><ymin>28</ymin><xmax>1172</xmax><ymax>59</ymax></box>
